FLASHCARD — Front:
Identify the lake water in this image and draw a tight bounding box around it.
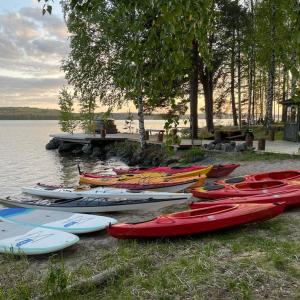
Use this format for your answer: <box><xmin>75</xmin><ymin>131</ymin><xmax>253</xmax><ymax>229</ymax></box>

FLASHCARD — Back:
<box><xmin>0</xmin><ymin>119</ymin><xmax>232</xmax><ymax>198</ymax></box>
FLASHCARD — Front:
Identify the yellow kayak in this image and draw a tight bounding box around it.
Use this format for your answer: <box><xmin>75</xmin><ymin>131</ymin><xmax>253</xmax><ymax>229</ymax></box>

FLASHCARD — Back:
<box><xmin>81</xmin><ymin>165</ymin><xmax>213</xmax><ymax>181</ymax></box>
<box><xmin>79</xmin><ymin>173</ymin><xmax>207</xmax><ymax>189</ymax></box>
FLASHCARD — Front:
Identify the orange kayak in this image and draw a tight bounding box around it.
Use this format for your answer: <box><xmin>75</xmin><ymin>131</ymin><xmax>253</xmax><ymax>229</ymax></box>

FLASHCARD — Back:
<box><xmin>79</xmin><ymin>174</ymin><xmax>206</xmax><ymax>192</ymax></box>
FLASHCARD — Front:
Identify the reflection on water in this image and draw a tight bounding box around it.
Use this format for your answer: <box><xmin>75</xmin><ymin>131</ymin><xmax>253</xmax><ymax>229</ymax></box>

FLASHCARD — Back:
<box><xmin>0</xmin><ymin>120</ymin><xmax>127</xmax><ymax>198</ymax></box>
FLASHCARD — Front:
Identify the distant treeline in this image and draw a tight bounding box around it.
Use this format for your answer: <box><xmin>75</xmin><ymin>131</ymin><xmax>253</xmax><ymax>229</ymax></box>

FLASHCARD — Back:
<box><xmin>0</xmin><ymin>107</ymin><xmax>167</xmax><ymax>120</ymax></box>
<box><xmin>0</xmin><ymin>107</ymin><xmax>61</xmax><ymax>120</ymax></box>
<box><xmin>0</xmin><ymin>107</ymin><xmax>231</xmax><ymax>120</ymax></box>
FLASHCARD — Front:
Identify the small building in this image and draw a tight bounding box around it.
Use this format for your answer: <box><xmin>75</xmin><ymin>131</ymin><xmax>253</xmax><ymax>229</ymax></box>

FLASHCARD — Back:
<box><xmin>281</xmin><ymin>99</ymin><xmax>300</xmax><ymax>142</ymax></box>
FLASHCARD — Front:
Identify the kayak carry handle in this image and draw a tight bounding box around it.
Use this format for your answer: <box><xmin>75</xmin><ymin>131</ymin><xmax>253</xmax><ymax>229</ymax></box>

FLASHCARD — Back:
<box><xmin>77</xmin><ymin>164</ymin><xmax>82</xmax><ymax>175</ymax></box>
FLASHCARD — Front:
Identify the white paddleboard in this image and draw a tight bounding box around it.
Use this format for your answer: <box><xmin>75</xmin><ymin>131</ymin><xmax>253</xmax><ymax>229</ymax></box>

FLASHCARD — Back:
<box><xmin>22</xmin><ymin>186</ymin><xmax>192</xmax><ymax>200</ymax></box>
<box><xmin>0</xmin><ymin>222</ymin><xmax>79</xmax><ymax>255</ymax></box>
<box><xmin>0</xmin><ymin>208</ymin><xmax>117</xmax><ymax>234</ymax></box>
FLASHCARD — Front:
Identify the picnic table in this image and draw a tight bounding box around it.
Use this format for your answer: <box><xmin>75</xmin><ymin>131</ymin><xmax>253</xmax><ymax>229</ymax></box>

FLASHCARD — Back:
<box><xmin>145</xmin><ymin>129</ymin><xmax>165</xmax><ymax>142</ymax></box>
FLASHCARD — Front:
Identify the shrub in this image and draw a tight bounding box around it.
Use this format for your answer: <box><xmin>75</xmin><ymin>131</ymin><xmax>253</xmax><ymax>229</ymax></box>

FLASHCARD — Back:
<box><xmin>180</xmin><ymin>147</ymin><xmax>205</xmax><ymax>163</ymax></box>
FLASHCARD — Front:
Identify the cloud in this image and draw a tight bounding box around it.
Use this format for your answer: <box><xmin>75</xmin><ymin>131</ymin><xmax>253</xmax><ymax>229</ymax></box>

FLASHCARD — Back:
<box><xmin>0</xmin><ymin>6</ymin><xmax>69</xmax><ymax>108</ymax></box>
<box><xmin>32</xmin><ymin>39</ymin><xmax>69</xmax><ymax>56</ymax></box>
<box><xmin>0</xmin><ymin>75</ymin><xmax>67</xmax><ymax>108</ymax></box>
<box><xmin>19</xmin><ymin>7</ymin><xmax>69</xmax><ymax>39</ymax></box>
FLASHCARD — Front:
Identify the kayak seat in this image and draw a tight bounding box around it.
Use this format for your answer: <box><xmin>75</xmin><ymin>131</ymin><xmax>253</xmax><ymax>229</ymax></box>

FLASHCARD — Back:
<box><xmin>203</xmin><ymin>184</ymin><xmax>225</xmax><ymax>191</ymax></box>
<box><xmin>126</xmin><ymin>217</ymin><xmax>156</xmax><ymax>224</ymax></box>
<box><xmin>225</xmin><ymin>177</ymin><xmax>245</xmax><ymax>184</ymax></box>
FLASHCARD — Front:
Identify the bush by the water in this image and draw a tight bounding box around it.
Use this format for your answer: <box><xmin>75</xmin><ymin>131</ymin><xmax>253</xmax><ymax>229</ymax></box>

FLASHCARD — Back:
<box><xmin>106</xmin><ymin>141</ymin><xmax>168</xmax><ymax>166</ymax></box>
<box><xmin>180</xmin><ymin>147</ymin><xmax>205</xmax><ymax>163</ymax></box>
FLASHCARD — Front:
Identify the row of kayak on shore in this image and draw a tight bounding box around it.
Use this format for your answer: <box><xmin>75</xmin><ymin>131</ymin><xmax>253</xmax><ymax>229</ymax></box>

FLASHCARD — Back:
<box><xmin>0</xmin><ymin>201</ymin><xmax>285</xmax><ymax>255</ymax></box>
<box><xmin>0</xmin><ymin>164</ymin><xmax>239</xmax><ymax>213</ymax></box>
<box><xmin>98</xmin><ymin>168</ymin><xmax>300</xmax><ymax>239</ymax></box>
<box><xmin>2</xmin><ymin>166</ymin><xmax>300</xmax><ymax>255</ymax></box>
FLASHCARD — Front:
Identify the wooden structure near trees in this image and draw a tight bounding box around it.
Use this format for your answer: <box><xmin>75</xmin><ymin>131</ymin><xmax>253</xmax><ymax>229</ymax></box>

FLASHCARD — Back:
<box><xmin>281</xmin><ymin>99</ymin><xmax>300</xmax><ymax>142</ymax></box>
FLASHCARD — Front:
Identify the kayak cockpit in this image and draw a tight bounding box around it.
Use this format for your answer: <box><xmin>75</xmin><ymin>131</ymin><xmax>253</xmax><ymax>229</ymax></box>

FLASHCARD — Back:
<box><xmin>235</xmin><ymin>180</ymin><xmax>285</xmax><ymax>190</ymax></box>
<box><xmin>168</xmin><ymin>204</ymin><xmax>239</xmax><ymax>218</ymax></box>
<box><xmin>253</xmin><ymin>170</ymin><xmax>300</xmax><ymax>181</ymax></box>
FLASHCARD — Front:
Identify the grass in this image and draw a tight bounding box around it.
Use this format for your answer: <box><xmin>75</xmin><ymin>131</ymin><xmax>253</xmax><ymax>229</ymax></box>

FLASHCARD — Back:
<box><xmin>1</xmin><ymin>211</ymin><xmax>298</xmax><ymax>299</ymax></box>
<box><xmin>77</xmin><ymin>215</ymin><xmax>300</xmax><ymax>300</ymax></box>
<box><xmin>210</xmin><ymin>150</ymin><xmax>300</xmax><ymax>162</ymax></box>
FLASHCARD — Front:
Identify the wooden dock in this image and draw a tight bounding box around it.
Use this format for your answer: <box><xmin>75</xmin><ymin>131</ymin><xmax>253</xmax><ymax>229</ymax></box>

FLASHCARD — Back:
<box><xmin>50</xmin><ymin>133</ymin><xmax>203</xmax><ymax>149</ymax></box>
<box><xmin>50</xmin><ymin>133</ymin><xmax>131</xmax><ymax>144</ymax></box>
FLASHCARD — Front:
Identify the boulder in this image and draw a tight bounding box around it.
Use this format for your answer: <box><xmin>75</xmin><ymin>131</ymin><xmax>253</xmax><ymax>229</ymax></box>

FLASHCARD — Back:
<box><xmin>91</xmin><ymin>147</ymin><xmax>102</xmax><ymax>158</ymax></box>
<box><xmin>222</xmin><ymin>143</ymin><xmax>234</xmax><ymax>152</ymax></box>
<box><xmin>207</xmin><ymin>143</ymin><xmax>215</xmax><ymax>150</ymax></box>
<box><xmin>165</xmin><ymin>158</ymin><xmax>179</xmax><ymax>165</ymax></box>
<box><xmin>58</xmin><ymin>142</ymin><xmax>73</xmax><ymax>153</ymax></box>
<box><xmin>235</xmin><ymin>143</ymin><xmax>248</xmax><ymax>152</ymax></box>
<box><xmin>230</xmin><ymin>141</ymin><xmax>236</xmax><ymax>147</ymax></box>
<box><xmin>215</xmin><ymin>143</ymin><xmax>222</xmax><ymax>151</ymax></box>
<box><xmin>45</xmin><ymin>138</ymin><xmax>60</xmax><ymax>150</ymax></box>
<box><xmin>72</xmin><ymin>148</ymin><xmax>83</xmax><ymax>155</ymax></box>
<box><xmin>82</xmin><ymin>144</ymin><xmax>93</xmax><ymax>155</ymax></box>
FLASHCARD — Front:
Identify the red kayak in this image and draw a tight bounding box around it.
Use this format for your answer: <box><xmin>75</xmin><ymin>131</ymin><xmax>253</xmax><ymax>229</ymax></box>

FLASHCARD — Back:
<box><xmin>107</xmin><ymin>202</ymin><xmax>285</xmax><ymax>239</ymax></box>
<box><xmin>192</xmin><ymin>180</ymin><xmax>300</xmax><ymax>199</ymax></box>
<box><xmin>219</xmin><ymin>170</ymin><xmax>300</xmax><ymax>184</ymax></box>
<box><xmin>190</xmin><ymin>189</ymin><xmax>300</xmax><ymax>209</ymax></box>
<box><xmin>113</xmin><ymin>164</ymin><xmax>239</xmax><ymax>178</ymax></box>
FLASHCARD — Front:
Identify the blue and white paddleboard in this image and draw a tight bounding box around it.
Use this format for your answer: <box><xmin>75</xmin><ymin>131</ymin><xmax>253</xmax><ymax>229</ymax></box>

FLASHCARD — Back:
<box><xmin>0</xmin><ymin>222</ymin><xmax>79</xmax><ymax>255</ymax></box>
<box><xmin>0</xmin><ymin>208</ymin><xmax>117</xmax><ymax>234</ymax></box>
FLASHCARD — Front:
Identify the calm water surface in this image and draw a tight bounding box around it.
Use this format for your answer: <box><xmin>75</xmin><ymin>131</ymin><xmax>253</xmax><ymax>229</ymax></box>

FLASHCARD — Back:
<box><xmin>0</xmin><ymin>118</ymin><xmax>232</xmax><ymax>198</ymax></box>
<box><xmin>0</xmin><ymin>120</ymin><xmax>127</xmax><ymax>198</ymax></box>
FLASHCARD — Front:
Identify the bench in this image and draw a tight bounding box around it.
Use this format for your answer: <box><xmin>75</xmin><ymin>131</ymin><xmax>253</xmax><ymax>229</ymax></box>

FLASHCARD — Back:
<box><xmin>145</xmin><ymin>129</ymin><xmax>165</xmax><ymax>142</ymax></box>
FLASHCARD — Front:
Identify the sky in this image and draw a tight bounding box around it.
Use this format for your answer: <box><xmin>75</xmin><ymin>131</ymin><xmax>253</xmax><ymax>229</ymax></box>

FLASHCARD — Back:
<box><xmin>0</xmin><ymin>1</ymin><xmax>198</xmax><ymax>114</ymax></box>
<box><xmin>0</xmin><ymin>0</ymin><xmax>69</xmax><ymax>109</ymax></box>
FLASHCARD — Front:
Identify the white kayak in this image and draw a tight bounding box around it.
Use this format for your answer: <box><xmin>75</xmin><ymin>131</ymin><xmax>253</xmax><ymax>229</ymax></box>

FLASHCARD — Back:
<box><xmin>22</xmin><ymin>185</ymin><xmax>192</xmax><ymax>201</ymax></box>
<box><xmin>0</xmin><ymin>208</ymin><xmax>117</xmax><ymax>234</ymax></box>
<box><xmin>0</xmin><ymin>221</ymin><xmax>78</xmax><ymax>255</ymax></box>
<box><xmin>0</xmin><ymin>196</ymin><xmax>190</xmax><ymax>213</ymax></box>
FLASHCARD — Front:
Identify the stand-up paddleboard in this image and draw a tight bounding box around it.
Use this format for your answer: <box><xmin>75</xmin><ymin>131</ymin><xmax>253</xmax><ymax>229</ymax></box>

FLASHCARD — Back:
<box><xmin>0</xmin><ymin>222</ymin><xmax>79</xmax><ymax>255</ymax></box>
<box><xmin>0</xmin><ymin>208</ymin><xmax>117</xmax><ymax>234</ymax></box>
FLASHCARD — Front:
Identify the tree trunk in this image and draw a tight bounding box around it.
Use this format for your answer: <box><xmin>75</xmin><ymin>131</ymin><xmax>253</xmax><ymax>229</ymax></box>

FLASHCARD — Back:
<box><xmin>265</xmin><ymin>2</ymin><xmax>276</xmax><ymax>133</ymax></box>
<box><xmin>203</xmin><ymin>71</ymin><xmax>214</xmax><ymax>132</ymax></box>
<box><xmin>247</xmin><ymin>0</ymin><xmax>254</xmax><ymax>127</ymax></box>
<box><xmin>137</xmin><ymin>96</ymin><xmax>146</xmax><ymax>150</ymax></box>
<box><xmin>282</xmin><ymin>67</ymin><xmax>287</xmax><ymax>122</ymax></box>
<box><xmin>291</xmin><ymin>51</ymin><xmax>297</xmax><ymax>97</ymax></box>
<box><xmin>199</xmin><ymin>57</ymin><xmax>214</xmax><ymax>132</ymax></box>
<box><xmin>189</xmin><ymin>39</ymin><xmax>199</xmax><ymax>139</ymax></box>
<box><xmin>252</xmin><ymin>61</ymin><xmax>256</xmax><ymax>123</ymax></box>
<box><xmin>266</xmin><ymin>51</ymin><xmax>276</xmax><ymax>132</ymax></box>
<box><xmin>230</xmin><ymin>32</ymin><xmax>238</xmax><ymax>126</ymax></box>
<box><xmin>247</xmin><ymin>58</ymin><xmax>253</xmax><ymax>126</ymax></box>
<box><xmin>237</xmin><ymin>30</ymin><xmax>242</xmax><ymax>128</ymax></box>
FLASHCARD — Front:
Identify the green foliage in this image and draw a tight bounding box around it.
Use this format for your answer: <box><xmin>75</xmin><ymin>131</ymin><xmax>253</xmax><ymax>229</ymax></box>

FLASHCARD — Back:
<box><xmin>58</xmin><ymin>86</ymin><xmax>77</xmax><ymax>133</ymax></box>
<box><xmin>43</xmin><ymin>257</ymin><xmax>69</xmax><ymax>297</ymax></box>
<box><xmin>100</xmin><ymin>108</ymin><xmax>113</xmax><ymax>126</ymax></box>
<box><xmin>62</xmin><ymin>0</ymin><xmax>212</xmax><ymax>130</ymax></box>
<box><xmin>180</xmin><ymin>146</ymin><xmax>205</xmax><ymax>163</ymax></box>
<box><xmin>79</xmin><ymin>93</ymin><xmax>97</xmax><ymax>134</ymax></box>
<box><xmin>163</xmin><ymin>102</ymin><xmax>187</xmax><ymax>151</ymax></box>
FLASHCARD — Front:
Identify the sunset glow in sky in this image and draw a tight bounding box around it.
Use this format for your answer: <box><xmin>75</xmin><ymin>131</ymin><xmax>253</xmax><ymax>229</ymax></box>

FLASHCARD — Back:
<box><xmin>0</xmin><ymin>1</ymin><xmax>201</xmax><ymax>114</ymax></box>
<box><xmin>0</xmin><ymin>0</ymin><xmax>68</xmax><ymax>109</ymax></box>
